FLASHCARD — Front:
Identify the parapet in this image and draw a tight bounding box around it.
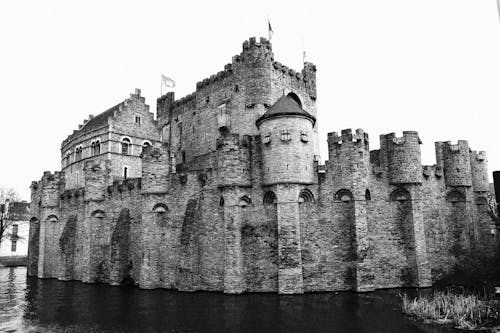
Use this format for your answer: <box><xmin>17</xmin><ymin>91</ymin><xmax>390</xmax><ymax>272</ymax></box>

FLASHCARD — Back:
<box><xmin>422</xmin><ymin>165</ymin><xmax>443</xmax><ymax>180</ymax></box>
<box><xmin>328</xmin><ymin>129</ymin><xmax>369</xmax><ymax>147</ymax></box>
<box><xmin>196</xmin><ymin>63</ymin><xmax>234</xmax><ymax>91</ymax></box>
<box><xmin>106</xmin><ymin>178</ymin><xmax>142</xmax><ymax>195</ymax></box>
<box><xmin>271</xmin><ymin>61</ymin><xmax>317</xmax><ymax>98</ymax></box>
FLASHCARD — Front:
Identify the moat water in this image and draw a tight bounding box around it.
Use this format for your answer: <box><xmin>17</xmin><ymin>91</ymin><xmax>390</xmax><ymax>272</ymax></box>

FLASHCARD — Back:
<box><xmin>0</xmin><ymin>267</ymin><xmax>461</xmax><ymax>333</ymax></box>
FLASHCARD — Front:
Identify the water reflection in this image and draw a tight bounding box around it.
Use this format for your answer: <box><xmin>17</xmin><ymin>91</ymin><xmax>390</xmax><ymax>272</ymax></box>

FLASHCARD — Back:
<box><xmin>0</xmin><ymin>267</ymin><xmax>459</xmax><ymax>333</ymax></box>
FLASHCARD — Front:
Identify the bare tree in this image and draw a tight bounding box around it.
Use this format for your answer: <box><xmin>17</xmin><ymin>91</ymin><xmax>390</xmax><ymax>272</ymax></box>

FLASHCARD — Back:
<box><xmin>0</xmin><ymin>187</ymin><xmax>22</xmax><ymax>245</ymax></box>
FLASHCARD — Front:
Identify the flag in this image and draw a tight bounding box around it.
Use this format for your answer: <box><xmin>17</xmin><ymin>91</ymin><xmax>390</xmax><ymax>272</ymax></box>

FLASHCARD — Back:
<box><xmin>303</xmin><ymin>50</ymin><xmax>307</xmax><ymax>64</ymax></box>
<box><xmin>268</xmin><ymin>19</ymin><xmax>274</xmax><ymax>41</ymax></box>
<box><xmin>161</xmin><ymin>75</ymin><xmax>175</xmax><ymax>88</ymax></box>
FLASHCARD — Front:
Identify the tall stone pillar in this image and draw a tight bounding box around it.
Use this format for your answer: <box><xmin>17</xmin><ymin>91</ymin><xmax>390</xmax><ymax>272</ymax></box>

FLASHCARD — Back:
<box><xmin>353</xmin><ymin>200</ymin><xmax>375</xmax><ymax>292</ymax></box>
<box><xmin>276</xmin><ymin>184</ymin><xmax>304</xmax><ymax>294</ymax></box>
<box><xmin>408</xmin><ymin>186</ymin><xmax>432</xmax><ymax>287</ymax></box>
<box><xmin>223</xmin><ymin>187</ymin><xmax>244</xmax><ymax>294</ymax></box>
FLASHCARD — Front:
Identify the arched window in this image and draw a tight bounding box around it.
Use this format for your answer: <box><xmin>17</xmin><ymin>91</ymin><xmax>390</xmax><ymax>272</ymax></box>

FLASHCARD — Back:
<box><xmin>46</xmin><ymin>215</ymin><xmax>59</xmax><ymax>223</ymax></box>
<box><xmin>123</xmin><ymin>166</ymin><xmax>128</xmax><ymax>179</ymax></box>
<box><xmin>75</xmin><ymin>146</ymin><xmax>83</xmax><ymax>160</ymax></box>
<box><xmin>239</xmin><ymin>196</ymin><xmax>252</xmax><ymax>207</ymax></box>
<box><xmin>335</xmin><ymin>189</ymin><xmax>353</xmax><ymax>202</ymax></box>
<box><xmin>121</xmin><ymin>138</ymin><xmax>131</xmax><ymax>155</ymax></box>
<box><xmin>263</xmin><ymin>191</ymin><xmax>277</xmax><ymax>205</ymax></box>
<box><xmin>475</xmin><ymin>197</ymin><xmax>487</xmax><ymax>205</ymax></box>
<box><xmin>287</xmin><ymin>92</ymin><xmax>302</xmax><ymax>107</ymax></box>
<box><xmin>299</xmin><ymin>189</ymin><xmax>315</xmax><ymax>203</ymax></box>
<box><xmin>152</xmin><ymin>203</ymin><xmax>168</xmax><ymax>213</ymax></box>
<box><xmin>93</xmin><ymin>140</ymin><xmax>100</xmax><ymax>155</ymax></box>
<box><xmin>390</xmin><ymin>188</ymin><xmax>411</xmax><ymax>201</ymax></box>
<box><xmin>91</xmin><ymin>210</ymin><xmax>106</xmax><ymax>218</ymax></box>
<box><xmin>142</xmin><ymin>141</ymin><xmax>151</xmax><ymax>153</ymax></box>
<box><xmin>365</xmin><ymin>189</ymin><xmax>371</xmax><ymax>201</ymax></box>
<box><xmin>446</xmin><ymin>190</ymin><xmax>466</xmax><ymax>203</ymax></box>
<box><xmin>219</xmin><ymin>196</ymin><xmax>225</xmax><ymax>207</ymax></box>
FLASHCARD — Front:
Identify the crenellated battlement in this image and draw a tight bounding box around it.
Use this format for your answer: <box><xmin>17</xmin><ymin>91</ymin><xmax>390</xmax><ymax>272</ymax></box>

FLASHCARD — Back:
<box><xmin>106</xmin><ymin>178</ymin><xmax>142</xmax><ymax>195</ymax></box>
<box><xmin>40</xmin><ymin>170</ymin><xmax>63</xmax><ymax>183</ymax></box>
<box><xmin>239</xmin><ymin>37</ymin><xmax>273</xmax><ymax>61</ymax></box>
<box><xmin>196</xmin><ymin>63</ymin><xmax>234</xmax><ymax>90</ymax></box>
<box><xmin>328</xmin><ymin>129</ymin><xmax>369</xmax><ymax>147</ymax></box>
<box><xmin>422</xmin><ymin>165</ymin><xmax>444</xmax><ymax>180</ymax></box>
<box><xmin>471</xmin><ymin>150</ymin><xmax>487</xmax><ymax>161</ymax></box>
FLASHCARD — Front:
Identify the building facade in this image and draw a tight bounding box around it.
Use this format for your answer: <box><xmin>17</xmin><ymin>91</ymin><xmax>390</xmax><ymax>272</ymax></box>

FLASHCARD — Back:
<box><xmin>28</xmin><ymin>37</ymin><xmax>496</xmax><ymax>294</ymax></box>
<box><xmin>0</xmin><ymin>201</ymin><xmax>30</xmax><ymax>264</ymax></box>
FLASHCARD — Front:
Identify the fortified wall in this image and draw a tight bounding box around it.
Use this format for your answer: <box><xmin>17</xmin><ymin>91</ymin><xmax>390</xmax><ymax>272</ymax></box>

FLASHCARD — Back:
<box><xmin>27</xmin><ymin>37</ymin><xmax>497</xmax><ymax>294</ymax></box>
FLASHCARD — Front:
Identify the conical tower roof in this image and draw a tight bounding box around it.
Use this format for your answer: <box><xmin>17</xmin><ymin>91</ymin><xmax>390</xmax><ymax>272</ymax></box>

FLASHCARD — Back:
<box><xmin>255</xmin><ymin>95</ymin><xmax>316</xmax><ymax>128</ymax></box>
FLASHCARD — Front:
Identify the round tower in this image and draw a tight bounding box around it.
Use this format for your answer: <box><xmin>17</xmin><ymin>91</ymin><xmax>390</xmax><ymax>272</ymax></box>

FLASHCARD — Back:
<box><xmin>381</xmin><ymin>131</ymin><xmax>422</xmax><ymax>184</ymax></box>
<box><xmin>256</xmin><ymin>94</ymin><xmax>316</xmax><ymax>294</ymax></box>
<box><xmin>470</xmin><ymin>150</ymin><xmax>489</xmax><ymax>192</ymax></box>
<box><xmin>441</xmin><ymin>140</ymin><xmax>472</xmax><ymax>187</ymax></box>
<box><xmin>327</xmin><ymin>128</ymin><xmax>370</xmax><ymax>190</ymax></box>
<box><xmin>256</xmin><ymin>95</ymin><xmax>316</xmax><ymax>186</ymax></box>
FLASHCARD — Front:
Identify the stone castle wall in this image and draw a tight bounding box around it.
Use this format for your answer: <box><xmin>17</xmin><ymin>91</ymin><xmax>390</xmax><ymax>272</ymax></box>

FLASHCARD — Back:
<box><xmin>28</xmin><ymin>128</ymin><xmax>497</xmax><ymax>293</ymax></box>
<box><xmin>27</xmin><ymin>37</ymin><xmax>497</xmax><ymax>294</ymax></box>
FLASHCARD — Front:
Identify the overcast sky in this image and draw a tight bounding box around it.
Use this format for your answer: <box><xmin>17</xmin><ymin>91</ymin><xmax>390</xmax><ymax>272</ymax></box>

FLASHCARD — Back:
<box><xmin>2</xmin><ymin>0</ymin><xmax>500</xmax><ymax>201</ymax></box>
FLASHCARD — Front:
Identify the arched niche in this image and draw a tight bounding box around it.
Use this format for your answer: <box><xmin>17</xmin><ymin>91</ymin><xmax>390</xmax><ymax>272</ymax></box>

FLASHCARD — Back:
<box><xmin>91</xmin><ymin>210</ymin><xmax>106</xmax><ymax>218</ymax></box>
<box><xmin>390</xmin><ymin>188</ymin><xmax>411</xmax><ymax>202</ymax></box>
<box><xmin>239</xmin><ymin>196</ymin><xmax>252</xmax><ymax>207</ymax></box>
<box><xmin>263</xmin><ymin>191</ymin><xmax>277</xmax><ymax>205</ymax></box>
<box><xmin>446</xmin><ymin>190</ymin><xmax>466</xmax><ymax>203</ymax></box>
<box><xmin>335</xmin><ymin>189</ymin><xmax>354</xmax><ymax>202</ymax></box>
<box><xmin>298</xmin><ymin>189</ymin><xmax>315</xmax><ymax>203</ymax></box>
<box><xmin>46</xmin><ymin>214</ymin><xmax>59</xmax><ymax>223</ymax></box>
<box><xmin>152</xmin><ymin>203</ymin><xmax>168</xmax><ymax>213</ymax></box>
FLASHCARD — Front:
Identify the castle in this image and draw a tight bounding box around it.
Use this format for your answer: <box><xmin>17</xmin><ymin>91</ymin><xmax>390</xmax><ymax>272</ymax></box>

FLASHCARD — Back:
<box><xmin>27</xmin><ymin>37</ymin><xmax>497</xmax><ymax>294</ymax></box>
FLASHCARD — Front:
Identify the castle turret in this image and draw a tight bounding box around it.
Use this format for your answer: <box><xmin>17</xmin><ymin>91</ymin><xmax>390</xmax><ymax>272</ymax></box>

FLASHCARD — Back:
<box><xmin>327</xmin><ymin>128</ymin><xmax>370</xmax><ymax>189</ymax></box>
<box><xmin>327</xmin><ymin>128</ymin><xmax>374</xmax><ymax>291</ymax></box>
<box><xmin>470</xmin><ymin>150</ymin><xmax>489</xmax><ymax>192</ymax></box>
<box><xmin>256</xmin><ymin>94</ymin><xmax>316</xmax><ymax>294</ymax></box>
<box><xmin>240</xmin><ymin>37</ymin><xmax>274</xmax><ymax>110</ymax></box>
<box><xmin>380</xmin><ymin>131</ymin><xmax>431</xmax><ymax>287</ymax></box>
<box><xmin>302</xmin><ymin>62</ymin><xmax>317</xmax><ymax>101</ymax></box>
<box><xmin>380</xmin><ymin>131</ymin><xmax>422</xmax><ymax>184</ymax></box>
<box><xmin>437</xmin><ymin>140</ymin><xmax>472</xmax><ymax>187</ymax></box>
<box><xmin>36</xmin><ymin>171</ymin><xmax>64</xmax><ymax>279</ymax></box>
<box><xmin>257</xmin><ymin>95</ymin><xmax>316</xmax><ymax>186</ymax></box>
